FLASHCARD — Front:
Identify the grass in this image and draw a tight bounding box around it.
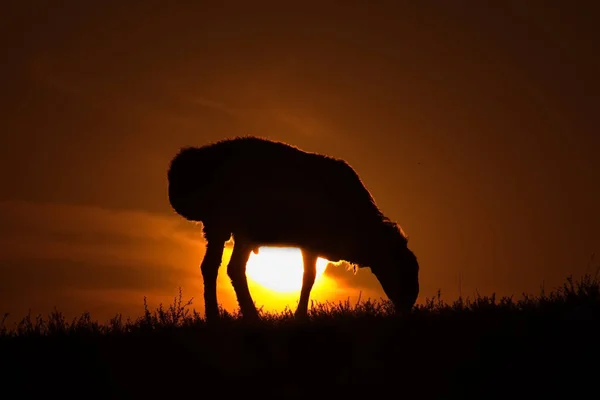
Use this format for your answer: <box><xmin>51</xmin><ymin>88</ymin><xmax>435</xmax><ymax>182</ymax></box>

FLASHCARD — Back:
<box><xmin>1</xmin><ymin>273</ymin><xmax>599</xmax><ymax>398</ymax></box>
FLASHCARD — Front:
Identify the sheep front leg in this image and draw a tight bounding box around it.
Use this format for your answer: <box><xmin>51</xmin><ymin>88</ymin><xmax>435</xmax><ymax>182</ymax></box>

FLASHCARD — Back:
<box><xmin>201</xmin><ymin>238</ymin><xmax>226</xmax><ymax>323</ymax></box>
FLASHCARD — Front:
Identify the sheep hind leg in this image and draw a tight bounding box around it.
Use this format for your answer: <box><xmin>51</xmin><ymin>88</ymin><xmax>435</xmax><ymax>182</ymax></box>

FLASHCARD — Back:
<box><xmin>295</xmin><ymin>249</ymin><xmax>318</xmax><ymax>319</ymax></box>
<box><xmin>227</xmin><ymin>239</ymin><xmax>259</xmax><ymax>321</ymax></box>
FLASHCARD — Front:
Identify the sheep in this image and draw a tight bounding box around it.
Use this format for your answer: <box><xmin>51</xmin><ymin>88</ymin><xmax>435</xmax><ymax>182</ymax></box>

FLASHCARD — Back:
<box><xmin>167</xmin><ymin>136</ymin><xmax>419</xmax><ymax>321</ymax></box>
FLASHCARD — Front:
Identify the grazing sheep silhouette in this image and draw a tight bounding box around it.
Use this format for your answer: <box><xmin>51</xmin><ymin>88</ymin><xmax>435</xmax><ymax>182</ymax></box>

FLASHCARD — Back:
<box><xmin>168</xmin><ymin>136</ymin><xmax>419</xmax><ymax>321</ymax></box>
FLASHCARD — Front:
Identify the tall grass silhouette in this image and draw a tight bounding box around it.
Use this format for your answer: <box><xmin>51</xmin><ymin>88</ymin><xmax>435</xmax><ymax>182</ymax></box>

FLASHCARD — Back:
<box><xmin>1</xmin><ymin>273</ymin><xmax>598</xmax><ymax>398</ymax></box>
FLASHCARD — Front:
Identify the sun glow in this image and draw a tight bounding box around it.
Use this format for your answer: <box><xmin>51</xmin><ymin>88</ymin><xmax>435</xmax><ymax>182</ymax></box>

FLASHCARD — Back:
<box><xmin>245</xmin><ymin>247</ymin><xmax>329</xmax><ymax>293</ymax></box>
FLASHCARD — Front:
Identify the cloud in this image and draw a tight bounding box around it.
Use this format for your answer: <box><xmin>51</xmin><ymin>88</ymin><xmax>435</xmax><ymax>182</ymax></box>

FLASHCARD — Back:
<box><xmin>0</xmin><ymin>258</ymin><xmax>199</xmax><ymax>322</ymax></box>
<box><xmin>184</xmin><ymin>95</ymin><xmax>245</xmax><ymax>119</ymax></box>
<box><xmin>160</xmin><ymin>78</ymin><xmax>336</xmax><ymax>139</ymax></box>
<box><xmin>0</xmin><ymin>200</ymin><xmax>204</xmax><ymax>249</ymax></box>
<box><xmin>25</xmin><ymin>54</ymin><xmax>336</xmax><ymax>142</ymax></box>
<box><xmin>0</xmin><ymin>200</ymin><xmax>215</xmax><ymax>321</ymax></box>
<box><xmin>271</xmin><ymin>109</ymin><xmax>333</xmax><ymax>138</ymax></box>
<box><xmin>323</xmin><ymin>261</ymin><xmax>386</xmax><ymax>293</ymax></box>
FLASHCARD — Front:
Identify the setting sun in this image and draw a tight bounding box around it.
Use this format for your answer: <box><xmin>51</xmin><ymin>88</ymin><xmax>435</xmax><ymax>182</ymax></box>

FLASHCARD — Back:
<box><xmin>245</xmin><ymin>247</ymin><xmax>329</xmax><ymax>293</ymax></box>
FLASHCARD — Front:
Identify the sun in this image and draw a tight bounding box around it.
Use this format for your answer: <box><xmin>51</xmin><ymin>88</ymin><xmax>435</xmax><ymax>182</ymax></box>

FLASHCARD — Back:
<box><xmin>245</xmin><ymin>247</ymin><xmax>329</xmax><ymax>293</ymax></box>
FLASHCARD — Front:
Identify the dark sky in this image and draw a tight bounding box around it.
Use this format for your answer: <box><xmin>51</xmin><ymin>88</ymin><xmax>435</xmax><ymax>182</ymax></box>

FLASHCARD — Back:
<box><xmin>1</xmin><ymin>1</ymin><xmax>598</xmax><ymax>321</ymax></box>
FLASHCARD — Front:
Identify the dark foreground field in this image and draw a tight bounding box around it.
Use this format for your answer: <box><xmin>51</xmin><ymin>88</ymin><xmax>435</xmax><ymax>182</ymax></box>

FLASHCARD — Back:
<box><xmin>2</xmin><ymin>275</ymin><xmax>599</xmax><ymax>399</ymax></box>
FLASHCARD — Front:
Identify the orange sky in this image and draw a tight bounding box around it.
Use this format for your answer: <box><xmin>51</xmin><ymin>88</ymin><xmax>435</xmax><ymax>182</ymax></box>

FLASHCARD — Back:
<box><xmin>1</xmin><ymin>2</ymin><xmax>598</xmax><ymax>323</ymax></box>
